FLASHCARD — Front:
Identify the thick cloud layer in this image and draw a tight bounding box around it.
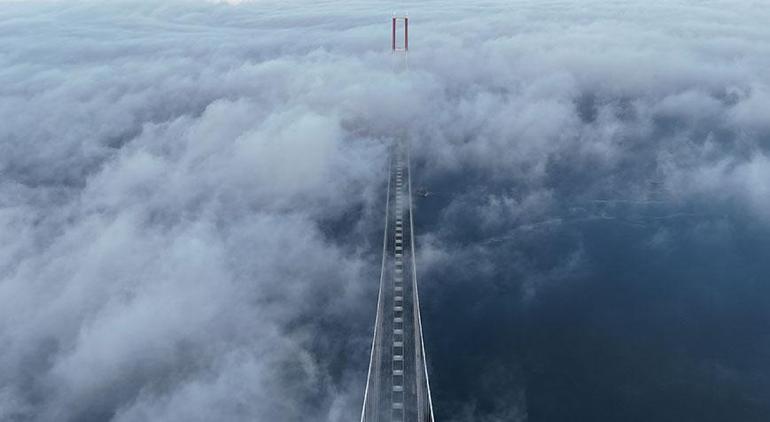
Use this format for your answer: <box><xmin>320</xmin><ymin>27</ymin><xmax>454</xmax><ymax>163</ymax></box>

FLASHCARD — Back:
<box><xmin>1</xmin><ymin>1</ymin><xmax>770</xmax><ymax>421</ymax></box>
<box><xmin>1</xmin><ymin>2</ymin><xmax>390</xmax><ymax>421</ymax></box>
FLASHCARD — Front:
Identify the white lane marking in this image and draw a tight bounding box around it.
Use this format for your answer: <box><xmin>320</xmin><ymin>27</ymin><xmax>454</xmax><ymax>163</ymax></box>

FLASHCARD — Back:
<box><xmin>393</xmin><ymin>385</ymin><xmax>404</xmax><ymax>392</ymax></box>
<box><xmin>394</xmin><ymin>317</ymin><xmax>403</xmax><ymax>323</ymax></box>
<box><xmin>394</xmin><ymin>306</ymin><xmax>403</xmax><ymax>311</ymax></box>
<box><xmin>392</xmin><ymin>403</ymin><xmax>404</xmax><ymax>409</ymax></box>
<box><xmin>393</xmin><ymin>355</ymin><xmax>403</xmax><ymax>361</ymax></box>
<box><xmin>393</xmin><ymin>369</ymin><xmax>403</xmax><ymax>375</ymax></box>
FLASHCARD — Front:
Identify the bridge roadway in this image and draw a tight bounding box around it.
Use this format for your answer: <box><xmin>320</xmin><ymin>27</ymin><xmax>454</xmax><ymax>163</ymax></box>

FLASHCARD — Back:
<box><xmin>361</xmin><ymin>142</ymin><xmax>434</xmax><ymax>422</ymax></box>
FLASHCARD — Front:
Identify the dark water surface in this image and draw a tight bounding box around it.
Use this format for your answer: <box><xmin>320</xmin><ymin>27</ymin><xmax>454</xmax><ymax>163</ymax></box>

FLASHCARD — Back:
<box><xmin>414</xmin><ymin>166</ymin><xmax>770</xmax><ymax>421</ymax></box>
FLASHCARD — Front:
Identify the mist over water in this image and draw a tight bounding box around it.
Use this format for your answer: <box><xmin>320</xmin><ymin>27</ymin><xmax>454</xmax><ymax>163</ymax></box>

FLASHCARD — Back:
<box><xmin>1</xmin><ymin>1</ymin><xmax>769</xmax><ymax>421</ymax></box>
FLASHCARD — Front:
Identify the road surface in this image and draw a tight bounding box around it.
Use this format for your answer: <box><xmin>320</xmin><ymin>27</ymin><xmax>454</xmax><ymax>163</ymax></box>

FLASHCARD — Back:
<box><xmin>361</xmin><ymin>141</ymin><xmax>434</xmax><ymax>422</ymax></box>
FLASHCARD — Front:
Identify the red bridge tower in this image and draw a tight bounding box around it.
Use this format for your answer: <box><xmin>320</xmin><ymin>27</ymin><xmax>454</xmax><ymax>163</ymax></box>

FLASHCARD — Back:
<box><xmin>392</xmin><ymin>14</ymin><xmax>408</xmax><ymax>52</ymax></box>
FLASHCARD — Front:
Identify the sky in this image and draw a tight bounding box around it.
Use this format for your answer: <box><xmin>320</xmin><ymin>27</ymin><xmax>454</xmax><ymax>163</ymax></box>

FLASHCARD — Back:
<box><xmin>1</xmin><ymin>1</ymin><xmax>769</xmax><ymax>421</ymax></box>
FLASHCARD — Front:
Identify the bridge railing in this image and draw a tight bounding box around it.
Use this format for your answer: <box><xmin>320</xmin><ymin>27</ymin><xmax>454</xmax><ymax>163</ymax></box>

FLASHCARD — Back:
<box><xmin>360</xmin><ymin>154</ymin><xmax>391</xmax><ymax>422</ymax></box>
<box><xmin>408</xmin><ymin>144</ymin><xmax>435</xmax><ymax>422</ymax></box>
<box><xmin>360</xmin><ymin>298</ymin><xmax>384</xmax><ymax>422</ymax></box>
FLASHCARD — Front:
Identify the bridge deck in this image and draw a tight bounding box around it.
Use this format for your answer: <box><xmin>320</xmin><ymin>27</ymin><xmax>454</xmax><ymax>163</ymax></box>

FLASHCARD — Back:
<box><xmin>361</xmin><ymin>143</ymin><xmax>434</xmax><ymax>422</ymax></box>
